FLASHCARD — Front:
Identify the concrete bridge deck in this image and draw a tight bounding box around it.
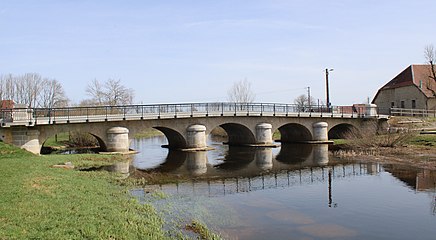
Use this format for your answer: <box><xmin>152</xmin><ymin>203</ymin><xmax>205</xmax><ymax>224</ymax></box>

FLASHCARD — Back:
<box><xmin>0</xmin><ymin>102</ymin><xmax>387</xmax><ymax>154</ymax></box>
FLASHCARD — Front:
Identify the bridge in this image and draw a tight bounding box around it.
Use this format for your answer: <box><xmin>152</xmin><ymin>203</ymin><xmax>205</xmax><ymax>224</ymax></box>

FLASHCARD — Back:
<box><xmin>0</xmin><ymin>102</ymin><xmax>387</xmax><ymax>154</ymax></box>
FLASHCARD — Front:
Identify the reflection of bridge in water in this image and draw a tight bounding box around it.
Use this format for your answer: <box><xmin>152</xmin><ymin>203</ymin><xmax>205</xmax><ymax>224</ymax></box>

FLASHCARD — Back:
<box><xmin>134</xmin><ymin>144</ymin><xmax>333</xmax><ymax>177</ymax></box>
<box><xmin>141</xmin><ymin>162</ymin><xmax>381</xmax><ymax>198</ymax></box>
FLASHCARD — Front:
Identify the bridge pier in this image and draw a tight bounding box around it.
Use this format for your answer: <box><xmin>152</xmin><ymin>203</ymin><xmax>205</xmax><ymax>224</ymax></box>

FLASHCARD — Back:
<box><xmin>186</xmin><ymin>124</ymin><xmax>208</xmax><ymax>150</ymax></box>
<box><xmin>255</xmin><ymin>123</ymin><xmax>273</xmax><ymax>145</ymax></box>
<box><xmin>312</xmin><ymin>122</ymin><xmax>329</xmax><ymax>142</ymax></box>
<box><xmin>106</xmin><ymin>127</ymin><xmax>130</xmax><ymax>152</ymax></box>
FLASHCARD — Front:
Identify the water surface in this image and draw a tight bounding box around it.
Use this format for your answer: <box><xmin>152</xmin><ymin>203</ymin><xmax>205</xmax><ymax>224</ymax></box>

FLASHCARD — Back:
<box><xmin>129</xmin><ymin>136</ymin><xmax>436</xmax><ymax>240</ymax></box>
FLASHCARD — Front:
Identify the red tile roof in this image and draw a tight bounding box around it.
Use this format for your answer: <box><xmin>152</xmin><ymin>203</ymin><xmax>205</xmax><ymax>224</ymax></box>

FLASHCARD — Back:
<box><xmin>380</xmin><ymin>65</ymin><xmax>436</xmax><ymax>98</ymax></box>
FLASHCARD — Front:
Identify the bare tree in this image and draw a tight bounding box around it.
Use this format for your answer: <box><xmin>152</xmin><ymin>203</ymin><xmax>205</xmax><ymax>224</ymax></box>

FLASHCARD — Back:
<box><xmin>85</xmin><ymin>78</ymin><xmax>134</xmax><ymax>106</ymax></box>
<box><xmin>104</xmin><ymin>79</ymin><xmax>134</xmax><ymax>105</ymax></box>
<box><xmin>227</xmin><ymin>79</ymin><xmax>255</xmax><ymax>103</ymax></box>
<box><xmin>424</xmin><ymin>45</ymin><xmax>436</xmax><ymax>94</ymax></box>
<box><xmin>39</xmin><ymin>78</ymin><xmax>69</xmax><ymax>108</ymax></box>
<box><xmin>86</xmin><ymin>79</ymin><xmax>105</xmax><ymax>105</ymax></box>
<box><xmin>0</xmin><ymin>73</ymin><xmax>68</xmax><ymax>108</ymax></box>
<box><xmin>294</xmin><ymin>94</ymin><xmax>316</xmax><ymax>111</ymax></box>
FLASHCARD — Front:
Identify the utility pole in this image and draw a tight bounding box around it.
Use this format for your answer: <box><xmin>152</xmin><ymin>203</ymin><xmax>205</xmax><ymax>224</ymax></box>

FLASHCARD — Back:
<box><xmin>325</xmin><ymin>68</ymin><xmax>334</xmax><ymax>110</ymax></box>
<box><xmin>307</xmin><ymin>87</ymin><xmax>311</xmax><ymax>110</ymax></box>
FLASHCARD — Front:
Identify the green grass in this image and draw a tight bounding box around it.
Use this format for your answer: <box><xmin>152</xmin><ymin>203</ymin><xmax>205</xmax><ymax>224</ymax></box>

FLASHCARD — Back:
<box><xmin>333</xmin><ymin>139</ymin><xmax>348</xmax><ymax>145</ymax></box>
<box><xmin>43</xmin><ymin>132</ymin><xmax>70</xmax><ymax>148</ymax></box>
<box><xmin>133</xmin><ymin>128</ymin><xmax>163</xmax><ymax>139</ymax></box>
<box><xmin>0</xmin><ymin>143</ymin><xmax>169</xmax><ymax>239</ymax></box>
<box><xmin>408</xmin><ymin>134</ymin><xmax>436</xmax><ymax>147</ymax></box>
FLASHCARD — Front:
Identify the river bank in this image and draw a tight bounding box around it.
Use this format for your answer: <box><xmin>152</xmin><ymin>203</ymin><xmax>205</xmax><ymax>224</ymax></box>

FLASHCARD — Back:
<box><xmin>0</xmin><ymin>142</ymin><xmax>218</xmax><ymax>239</ymax></box>
<box><xmin>332</xmin><ymin>133</ymin><xmax>436</xmax><ymax>170</ymax></box>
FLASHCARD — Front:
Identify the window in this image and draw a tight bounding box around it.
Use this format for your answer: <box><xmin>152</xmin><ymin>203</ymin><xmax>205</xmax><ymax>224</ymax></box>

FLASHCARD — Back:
<box><xmin>391</xmin><ymin>102</ymin><xmax>395</xmax><ymax>108</ymax></box>
<box><xmin>401</xmin><ymin>101</ymin><xmax>405</xmax><ymax>108</ymax></box>
<box><xmin>412</xmin><ymin>100</ymin><xmax>416</xmax><ymax>109</ymax></box>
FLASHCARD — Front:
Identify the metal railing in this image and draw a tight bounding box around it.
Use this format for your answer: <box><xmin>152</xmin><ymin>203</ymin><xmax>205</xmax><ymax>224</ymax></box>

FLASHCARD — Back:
<box><xmin>0</xmin><ymin>102</ymin><xmax>376</xmax><ymax>126</ymax></box>
<box><xmin>390</xmin><ymin>107</ymin><xmax>436</xmax><ymax>117</ymax></box>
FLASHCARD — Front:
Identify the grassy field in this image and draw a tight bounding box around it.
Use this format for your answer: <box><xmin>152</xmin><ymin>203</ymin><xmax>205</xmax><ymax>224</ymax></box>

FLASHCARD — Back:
<box><xmin>407</xmin><ymin>134</ymin><xmax>436</xmax><ymax>147</ymax></box>
<box><xmin>0</xmin><ymin>142</ymin><xmax>214</xmax><ymax>239</ymax></box>
<box><xmin>332</xmin><ymin>132</ymin><xmax>436</xmax><ymax>148</ymax></box>
<box><xmin>43</xmin><ymin>132</ymin><xmax>70</xmax><ymax>148</ymax></box>
<box><xmin>133</xmin><ymin>128</ymin><xmax>164</xmax><ymax>139</ymax></box>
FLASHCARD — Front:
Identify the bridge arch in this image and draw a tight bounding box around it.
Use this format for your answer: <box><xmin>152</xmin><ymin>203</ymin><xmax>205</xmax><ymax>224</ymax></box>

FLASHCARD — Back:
<box><xmin>328</xmin><ymin>123</ymin><xmax>360</xmax><ymax>139</ymax></box>
<box><xmin>40</xmin><ymin>130</ymin><xmax>106</xmax><ymax>154</ymax></box>
<box><xmin>153</xmin><ymin>127</ymin><xmax>187</xmax><ymax>149</ymax></box>
<box><xmin>278</xmin><ymin>123</ymin><xmax>312</xmax><ymax>143</ymax></box>
<box><xmin>217</xmin><ymin>123</ymin><xmax>256</xmax><ymax>146</ymax></box>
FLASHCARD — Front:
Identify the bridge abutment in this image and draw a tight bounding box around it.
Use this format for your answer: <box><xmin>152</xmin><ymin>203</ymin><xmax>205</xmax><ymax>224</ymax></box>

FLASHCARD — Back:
<box><xmin>6</xmin><ymin>127</ymin><xmax>41</xmax><ymax>154</ymax></box>
<box><xmin>106</xmin><ymin>127</ymin><xmax>130</xmax><ymax>152</ymax></box>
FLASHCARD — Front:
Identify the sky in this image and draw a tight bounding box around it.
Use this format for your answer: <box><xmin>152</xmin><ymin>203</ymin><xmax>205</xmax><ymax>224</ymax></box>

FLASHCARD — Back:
<box><xmin>1</xmin><ymin>0</ymin><xmax>436</xmax><ymax>105</ymax></box>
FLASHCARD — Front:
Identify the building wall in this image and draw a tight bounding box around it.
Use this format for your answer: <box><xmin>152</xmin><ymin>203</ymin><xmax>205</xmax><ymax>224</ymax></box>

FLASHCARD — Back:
<box><xmin>374</xmin><ymin>85</ymin><xmax>429</xmax><ymax>113</ymax></box>
<box><xmin>428</xmin><ymin>98</ymin><xmax>436</xmax><ymax>110</ymax></box>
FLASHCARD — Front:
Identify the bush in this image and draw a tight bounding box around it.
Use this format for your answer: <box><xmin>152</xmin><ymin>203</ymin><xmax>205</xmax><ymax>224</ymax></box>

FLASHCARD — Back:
<box><xmin>343</xmin><ymin>123</ymin><xmax>416</xmax><ymax>149</ymax></box>
<box><xmin>68</xmin><ymin>132</ymin><xmax>99</xmax><ymax>148</ymax></box>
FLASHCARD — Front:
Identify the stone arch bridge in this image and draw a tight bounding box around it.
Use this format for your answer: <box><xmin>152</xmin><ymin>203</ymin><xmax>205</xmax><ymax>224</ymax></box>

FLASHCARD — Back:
<box><xmin>0</xmin><ymin>102</ymin><xmax>386</xmax><ymax>154</ymax></box>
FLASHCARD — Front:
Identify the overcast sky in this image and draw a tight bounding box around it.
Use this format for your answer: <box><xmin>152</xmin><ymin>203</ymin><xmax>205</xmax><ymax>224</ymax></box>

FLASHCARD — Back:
<box><xmin>1</xmin><ymin>0</ymin><xmax>435</xmax><ymax>105</ymax></box>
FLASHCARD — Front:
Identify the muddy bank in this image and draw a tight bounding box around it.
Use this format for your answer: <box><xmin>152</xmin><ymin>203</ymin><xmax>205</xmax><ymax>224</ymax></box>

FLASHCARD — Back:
<box><xmin>333</xmin><ymin>145</ymin><xmax>436</xmax><ymax>170</ymax></box>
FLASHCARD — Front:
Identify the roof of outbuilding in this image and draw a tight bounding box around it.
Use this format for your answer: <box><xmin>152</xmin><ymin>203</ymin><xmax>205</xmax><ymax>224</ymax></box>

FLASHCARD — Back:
<box><xmin>379</xmin><ymin>64</ymin><xmax>436</xmax><ymax>98</ymax></box>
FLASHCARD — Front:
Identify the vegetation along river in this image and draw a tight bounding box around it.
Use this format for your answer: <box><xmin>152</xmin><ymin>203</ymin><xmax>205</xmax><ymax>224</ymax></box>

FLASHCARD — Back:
<box><xmin>122</xmin><ymin>135</ymin><xmax>436</xmax><ymax>240</ymax></box>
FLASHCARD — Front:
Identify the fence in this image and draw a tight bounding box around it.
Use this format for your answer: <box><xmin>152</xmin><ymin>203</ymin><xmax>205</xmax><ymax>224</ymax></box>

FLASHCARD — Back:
<box><xmin>390</xmin><ymin>107</ymin><xmax>436</xmax><ymax>117</ymax></box>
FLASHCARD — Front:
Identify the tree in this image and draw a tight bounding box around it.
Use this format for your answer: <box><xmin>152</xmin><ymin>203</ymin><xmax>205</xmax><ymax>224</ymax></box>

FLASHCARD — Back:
<box><xmin>424</xmin><ymin>44</ymin><xmax>436</xmax><ymax>96</ymax></box>
<box><xmin>86</xmin><ymin>79</ymin><xmax>105</xmax><ymax>105</ymax></box>
<box><xmin>85</xmin><ymin>78</ymin><xmax>134</xmax><ymax>106</ymax></box>
<box><xmin>227</xmin><ymin>79</ymin><xmax>255</xmax><ymax>103</ymax></box>
<box><xmin>39</xmin><ymin>79</ymin><xmax>69</xmax><ymax>108</ymax></box>
<box><xmin>293</xmin><ymin>94</ymin><xmax>316</xmax><ymax>112</ymax></box>
<box><xmin>0</xmin><ymin>73</ymin><xmax>68</xmax><ymax>108</ymax></box>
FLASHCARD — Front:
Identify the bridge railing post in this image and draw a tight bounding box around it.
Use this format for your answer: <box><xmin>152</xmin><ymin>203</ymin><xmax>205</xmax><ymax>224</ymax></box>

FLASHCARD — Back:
<box><xmin>247</xmin><ymin>103</ymin><xmax>250</xmax><ymax>116</ymax></box>
<box><xmin>234</xmin><ymin>103</ymin><xmax>237</xmax><ymax>116</ymax></box>
<box><xmin>67</xmin><ymin>107</ymin><xmax>70</xmax><ymax>123</ymax></box>
<box><xmin>190</xmin><ymin>103</ymin><xmax>193</xmax><ymax>117</ymax></box>
<box><xmin>52</xmin><ymin>108</ymin><xmax>56</xmax><ymax>124</ymax></box>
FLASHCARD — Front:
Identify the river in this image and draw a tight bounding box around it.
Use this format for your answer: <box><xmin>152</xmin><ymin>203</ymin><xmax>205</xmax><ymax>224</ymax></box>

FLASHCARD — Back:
<box><xmin>126</xmin><ymin>136</ymin><xmax>436</xmax><ymax>239</ymax></box>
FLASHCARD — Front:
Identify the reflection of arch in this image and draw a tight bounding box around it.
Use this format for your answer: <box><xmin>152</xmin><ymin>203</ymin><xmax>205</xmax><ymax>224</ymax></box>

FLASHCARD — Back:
<box><xmin>276</xmin><ymin>144</ymin><xmax>312</xmax><ymax>164</ymax></box>
<box><xmin>278</xmin><ymin>123</ymin><xmax>312</xmax><ymax>143</ymax></box>
<box><xmin>154</xmin><ymin>150</ymin><xmax>188</xmax><ymax>172</ymax></box>
<box><xmin>328</xmin><ymin>123</ymin><xmax>359</xmax><ymax>139</ymax></box>
<box><xmin>220</xmin><ymin>123</ymin><xmax>256</xmax><ymax>146</ymax></box>
<box><xmin>154</xmin><ymin>127</ymin><xmax>187</xmax><ymax>149</ymax></box>
<box><xmin>215</xmin><ymin>146</ymin><xmax>255</xmax><ymax>171</ymax></box>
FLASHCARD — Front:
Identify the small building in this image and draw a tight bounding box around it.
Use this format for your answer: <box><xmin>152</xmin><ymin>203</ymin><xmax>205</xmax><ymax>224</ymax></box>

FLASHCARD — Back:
<box><xmin>372</xmin><ymin>64</ymin><xmax>436</xmax><ymax>114</ymax></box>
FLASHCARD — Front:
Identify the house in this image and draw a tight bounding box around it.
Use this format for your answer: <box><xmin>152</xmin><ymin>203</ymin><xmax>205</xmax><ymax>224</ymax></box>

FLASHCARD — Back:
<box><xmin>372</xmin><ymin>64</ymin><xmax>436</xmax><ymax>114</ymax></box>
